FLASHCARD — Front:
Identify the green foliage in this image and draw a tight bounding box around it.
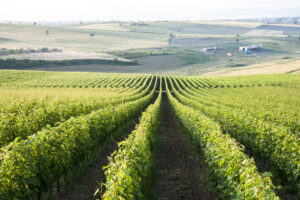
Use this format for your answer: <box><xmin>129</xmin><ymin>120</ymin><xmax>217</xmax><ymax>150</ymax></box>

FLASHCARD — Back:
<box><xmin>226</xmin><ymin>63</ymin><xmax>247</xmax><ymax>67</ymax></box>
<box><xmin>0</xmin><ymin>70</ymin><xmax>151</xmax><ymax>88</ymax></box>
<box><xmin>0</xmin><ymin>76</ymin><xmax>157</xmax><ymax>199</ymax></box>
<box><xmin>103</xmin><ymin>79</ymin><xmax>162</xmax><ymax>199</ymax></box>
<box><xmin>0</xmin><ymin>58</ymin><xmax>137</xmax><ymax>69</ymax></box>
<box><xmin>166</xmin><ymin>77</ymin><xmax>279</xmax><ymax>199</ymax></box>
<box><xmin>107</xmin><ymin>47</ymin><xmax>180</xmax><ymax>59</ymax></box>
<box><xmin>0</xmin><ymin>71</ymin><xmax>299</xmax><ymax>199</ymax></box>
<box><xmin>175</xmin><ymin>76</ymin><xmax>299</xmax><ymax>133</ymax></box>
<box><xmin>0</xmin><ymin>76</ymin><xmax>153</xmax><ymax>147</ymax></box>
<box><xmin>175</xmin><ymin>50</ymin><xmax>210</xmax><ymax>65</ymax></box>
<box><xmin>169</xmin><ymin>75</ymin><xmax>300</xmax><ymax>188</ymax></box>
<box><xmin>0</xmin><ymin>48</ymin><xmax>61</xmax><ymax>56</ymax></box>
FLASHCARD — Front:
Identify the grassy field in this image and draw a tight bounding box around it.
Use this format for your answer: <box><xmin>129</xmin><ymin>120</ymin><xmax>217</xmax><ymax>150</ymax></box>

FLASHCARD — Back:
<box><xmin>70</xmin><ymin>23</ymin><xmax>130</xmax><ymax>32</ymax></box>
<box><xmin>0</xmin><ymin>52</ymin><xmax>129</xmax><ymax>61</ymax></box>
<box><xmin>202</xmin><ymin>57</ymin><xmax>300</xmax><ymax>76</ymax></box>
<box><xmin>0</xmin><ymin>24</ymin><xmax>167</xmax><ymax>52</ymax></box>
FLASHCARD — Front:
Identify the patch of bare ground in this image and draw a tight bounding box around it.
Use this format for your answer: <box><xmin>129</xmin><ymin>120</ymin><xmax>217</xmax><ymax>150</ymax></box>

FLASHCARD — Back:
<box><xmin>54</xmin><ymin>119</ymin><xmax>138</xmax><ymax>200</ymax></box>
<box><xmin>151</xmin><ymin>93</ymin><xmax>219</xmax><ymax>200</ymax></box>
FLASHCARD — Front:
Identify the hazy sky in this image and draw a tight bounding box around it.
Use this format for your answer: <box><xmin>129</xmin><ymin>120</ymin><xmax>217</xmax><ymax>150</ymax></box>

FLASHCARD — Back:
<box><xmin>1</xmin><ymin>0</ymin><xmax>300</xmax><ymax>21</ymax></box>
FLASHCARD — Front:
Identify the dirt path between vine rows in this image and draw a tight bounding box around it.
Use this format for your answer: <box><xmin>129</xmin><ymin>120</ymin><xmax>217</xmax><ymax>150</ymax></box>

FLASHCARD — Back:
<box><xmin>55</xmin><ymin>119</ymin><xmax>138</xmax><ymax>200</ymax></box>
<box><xmin>151</xmin><ymin>93</ymin><xmax>219</xmax><ymax>200</ymax></box>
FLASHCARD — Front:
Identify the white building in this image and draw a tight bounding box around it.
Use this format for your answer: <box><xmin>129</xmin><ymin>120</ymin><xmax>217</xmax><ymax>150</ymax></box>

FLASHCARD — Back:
<box><xmin>239</xmin><ymin>44</ymin><xmax>262</xmax><ymax>51</ymax></box>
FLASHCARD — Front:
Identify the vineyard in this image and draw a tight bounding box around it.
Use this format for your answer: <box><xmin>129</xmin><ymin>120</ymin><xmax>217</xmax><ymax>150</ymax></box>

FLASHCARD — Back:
<box><xmin>0</xmin><ymin>70</ymin><xmax>299</xmax><ymax>200</ymax></box>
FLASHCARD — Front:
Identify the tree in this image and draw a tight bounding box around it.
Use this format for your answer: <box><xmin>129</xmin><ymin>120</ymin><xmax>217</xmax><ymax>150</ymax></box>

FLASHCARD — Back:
<box><xmin>235</xmin><ymin>34</ymin><xmax>240</xmax><ymax>43</ymax></box>
<box><xmin>33</xmin><ymin>22</ymin><xmax>37</xmax><ymax>26</ymax></box>
<box><xmin>46</xmin><ymin>30</ymin><xmax>49</xmax><ymax>36</ymax></box>
<box><xmin>41</xmin><ymin>47</ymin><xmax>49</xmax><ymax>52</ymax></box>
<box><xmin>168</xmin><ymin>33</ymin><xmax>175</xmax><ymax>45</ymax></box>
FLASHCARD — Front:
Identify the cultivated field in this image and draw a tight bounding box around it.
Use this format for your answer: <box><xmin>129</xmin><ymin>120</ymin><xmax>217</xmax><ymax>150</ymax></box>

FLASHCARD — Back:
<box><xmin>1</xmin><ymin>20</ymin><xmax>300</xmax><ymax>74</ymax></box>
<box><xmin>0</xmin><ymin>70</ymin><xmax>299</xmax><ymax>200</ymax></box>
<box><xmin>0</xmin><ymin>19</ymin><xmax>300</xmax><ymax>199</ymax></box>
<box><xmin>0</xmin><ymin>24</ymin><xmax>167</xmax><ymax>52</ymax></box>
<box><xmin>0</xmin><ymin>52</ymin><xmax>129</xmax><ymax>61</ymax></box>
<box><xmin>202</xmin><ymin>57</ymin><xmax>300</xmax><ymax>76</ymax></box>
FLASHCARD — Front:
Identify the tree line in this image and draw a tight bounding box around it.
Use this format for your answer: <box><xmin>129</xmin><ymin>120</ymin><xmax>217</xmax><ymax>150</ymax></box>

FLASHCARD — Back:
<box><xmin>0</xmin><ymin>58</ymin><xmax>137</xmax><ymax>69</ymax></box>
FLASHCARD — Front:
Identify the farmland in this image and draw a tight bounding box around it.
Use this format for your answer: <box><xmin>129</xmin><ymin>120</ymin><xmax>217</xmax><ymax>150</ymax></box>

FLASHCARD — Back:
<box><xmin>1</xmin><ymin>0</ymin><xmax>300</xmax><ymax>198</ymax></box>
<box><xmin>0</xmin><ymin>70</ymin><xmax>298</xmax><ymax>200</ymax></box>
<box><xmin>1</xmin><ymin>20</ymin><xmax>300</xmax><ymax>75</ymax></box>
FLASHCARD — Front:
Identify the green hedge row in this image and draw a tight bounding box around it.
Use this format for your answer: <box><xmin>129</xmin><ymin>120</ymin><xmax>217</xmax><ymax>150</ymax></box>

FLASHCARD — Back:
<box><xmin>103</xmin><ymin>79</ymin><xmax>162</xmax><ymax>200</ymax></box>
<box><xmin>171</xmin><ymin>77</ymin><xmax>300</xmax><ymax>186</ymax></box>
<box><xmin>0</xmin><ymin>77</ymin><xmax>153</xmax><ymax>148</ymax></box>
<box><xmin>0</xmin><ymin>79</ymin><xmax>157</xmax><ymax>199</ymax></box>
<box><xmin>167</xmin><ymin>78</ymin><xmax>278</xmax><ymax>199</ymax></box>
<box><xmin>0</xmin><ymin>58</ymin><xmax>137</xmax><ymax>69</ymax></box>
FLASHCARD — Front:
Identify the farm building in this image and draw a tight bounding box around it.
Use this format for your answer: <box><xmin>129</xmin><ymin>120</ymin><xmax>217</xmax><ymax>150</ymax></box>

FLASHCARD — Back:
<box><xmin>239</xmin><ymin>44</ymin><xmax>262</xmax><ymax>51</ymax></box>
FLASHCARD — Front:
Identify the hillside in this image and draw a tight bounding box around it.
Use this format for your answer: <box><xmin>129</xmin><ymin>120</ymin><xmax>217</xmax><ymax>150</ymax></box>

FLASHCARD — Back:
<box><xmin>1</xmin><ymin>20</ymin><xmax>300</xmax><ymax>74</ymax></box>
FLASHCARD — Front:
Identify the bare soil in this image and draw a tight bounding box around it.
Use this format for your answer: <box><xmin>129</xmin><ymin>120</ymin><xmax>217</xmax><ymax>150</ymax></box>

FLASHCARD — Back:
<box><xmin>151</xmin><ymin>93</ymin><xmax>219</xmax><ymax>200</ymax></box>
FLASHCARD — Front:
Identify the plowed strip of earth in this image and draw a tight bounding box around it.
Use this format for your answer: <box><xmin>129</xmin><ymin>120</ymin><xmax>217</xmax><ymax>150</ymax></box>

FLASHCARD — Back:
<box><xmin>151</xmin><ymin>93</ymin><xmax>219</xmax><ymax>200</ymax></box>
